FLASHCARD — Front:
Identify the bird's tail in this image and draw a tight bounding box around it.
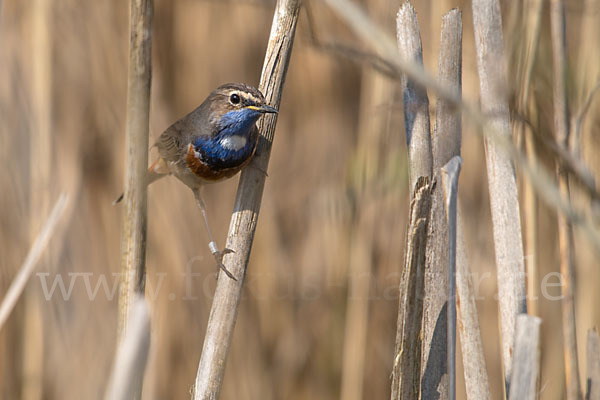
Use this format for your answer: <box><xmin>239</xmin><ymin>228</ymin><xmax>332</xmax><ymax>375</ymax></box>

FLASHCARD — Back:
<box><xmin>112</xmin><ymin>158</ymin><xmax>169</xmax><ymax>205</ymax></box>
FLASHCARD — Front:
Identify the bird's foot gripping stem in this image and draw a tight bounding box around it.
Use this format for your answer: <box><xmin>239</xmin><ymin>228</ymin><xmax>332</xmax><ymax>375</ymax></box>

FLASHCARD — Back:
<box><xmin>208</xmin><ymin>241</ymin><xmax>236</xmax><ymax>281</ymax></box>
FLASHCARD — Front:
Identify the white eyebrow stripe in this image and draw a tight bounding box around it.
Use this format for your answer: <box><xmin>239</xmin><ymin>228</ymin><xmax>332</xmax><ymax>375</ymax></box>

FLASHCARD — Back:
<box><xmin>231</xmin><ymin>91</ymin><xmax>262</xmax><ymax>104</ymax></box>
<box><xmin>220</xmin><ymin>135</ymin><xmax>247</xmax><ymax>151</ymax></box>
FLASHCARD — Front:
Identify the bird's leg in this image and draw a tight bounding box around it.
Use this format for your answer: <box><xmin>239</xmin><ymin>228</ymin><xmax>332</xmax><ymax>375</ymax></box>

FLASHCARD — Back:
<box><xmin>193</xmin><ymin>188</ymin><xmax>237</xmax><ymax>281</ymax></box>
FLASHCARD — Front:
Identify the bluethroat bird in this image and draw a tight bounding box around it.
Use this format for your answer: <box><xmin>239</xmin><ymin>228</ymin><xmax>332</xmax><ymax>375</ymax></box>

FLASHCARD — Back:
<box><xmin>116</xmin><ymin>83</ymin><xmax>277</xmax><ymax>280</ymax></box>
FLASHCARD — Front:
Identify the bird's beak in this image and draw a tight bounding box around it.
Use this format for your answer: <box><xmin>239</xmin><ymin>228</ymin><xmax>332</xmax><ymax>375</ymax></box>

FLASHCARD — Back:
<box><xmin>246</xmin><ymin>104</ymin><xmax>278</xmax><ymax>114</ymax></box>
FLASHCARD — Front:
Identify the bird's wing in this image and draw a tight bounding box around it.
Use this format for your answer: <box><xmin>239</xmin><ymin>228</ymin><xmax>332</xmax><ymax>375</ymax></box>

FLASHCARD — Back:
<box><xmin>156</xmin><ymin>102</ymin><xmax>214</xmax><ymax>163</ymax></box>
<box><xmin>156</xmin><ymin>120</ymin><xmax>187</xmax><ymax>164</ymax></box>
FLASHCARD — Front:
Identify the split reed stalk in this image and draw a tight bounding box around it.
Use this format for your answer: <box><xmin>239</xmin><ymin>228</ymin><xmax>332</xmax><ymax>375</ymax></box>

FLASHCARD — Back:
<box><xmin>395</xmin><ymin>6</ymin><xmax>443</xmax><ymax>397</ymax></box>
<box><xmin>192</xmin><ymin>1</ymin><xmax>301</xmax><ymax>398</ymax></box>
<box><xmin>118</xmin><ymin>0</ymin><xmax>153</xmax><ymax>336</ymax></box>
<box><xmin>391</xmin><ymin>177</ymin><xmax>432</xmax><ymax>400</ymax></box>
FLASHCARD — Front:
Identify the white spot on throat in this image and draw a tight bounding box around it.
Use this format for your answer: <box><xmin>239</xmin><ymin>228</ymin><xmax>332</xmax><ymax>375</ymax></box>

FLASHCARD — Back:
<box><xmin>220</xmin><ymin>135</ymin><xmax>247</xmax><ymax>151</ymax></box>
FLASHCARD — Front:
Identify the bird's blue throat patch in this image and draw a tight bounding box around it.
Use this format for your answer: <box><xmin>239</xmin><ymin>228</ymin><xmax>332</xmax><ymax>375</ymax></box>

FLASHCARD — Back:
<box><xmin>193</xmin><ymin>108</ymin><xmax>261</xmax><ymax>169</ymax></box>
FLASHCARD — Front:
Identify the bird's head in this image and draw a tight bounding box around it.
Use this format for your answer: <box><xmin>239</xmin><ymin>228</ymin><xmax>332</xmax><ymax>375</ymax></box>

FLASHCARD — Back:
<box><xmin>206</xmin><ymin>83</ymin><xmax>278</xmax><ymax>133</ymax></box>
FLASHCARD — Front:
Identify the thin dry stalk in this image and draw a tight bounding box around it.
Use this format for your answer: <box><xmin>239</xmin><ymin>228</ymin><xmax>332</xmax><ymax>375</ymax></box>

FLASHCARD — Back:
<box><xmin>572</xmin><ymin>83</ymin><xmax>600</xmax><ymax>160</ymax></box>
<box><xmin>25</xmin><ymin>0</ymin><xmax>53</xmax><ymax>397</ymax></box>
<box><xmin>324</xmin><ymin>0</ymin><xmax>600</xmax><ymax>257</ymax></box>
<box><xmin>586</xmin><ymin>328</ymin><xmax>600</xmax><ymax>400</ymax></box>
<box><xmin>391</xmin><ymin>177</ymin><xmax>432</xmax><ymax>400</ymax></box>
<box><xmin>340</xmin><ymin>62</ymin><xmax>392</xmax><ymax>400</ymax></box>
<box><xmin>340</xmin><ymin>222</ymin><xmax>372</xmax><ymax>400</ymax></box>
<box><xmin>440</xmin><ymin>156</ymin><xmax>463</xmax><ymax>400</ymax></box>
<box><xmin>550</xmin><ymin>1</ymin><xmax>582</xmax><ymax>398</ymax></box>
<box><xmin>396</xmin><ymin>2</ymin><xmax>432</xmax><ymax>193</ymax></box>
<box><xmin>0</xmin><ymin>194</ymin><xmax>68</xmax><ymax>331</ymax></box>
<box><xmin>104</xmin><ymin>296</ymin><xmax>151</xmax><ymax>400</ymax></box>
<box><xmin>118</xmin><ymin>0</ymin><xmax>153</xmax><ymax>336</ymax></box>
<box><xmin>192</xmin><ymin>1</ymin><xmax>300</xmax><ymax>398</ymax></box>
<box><xmin>472</xmin><ymin>0</ymin><xmax>527</xmax><ymax>390</ymax></box>
<box><xmin>508</xmin><ymin>314</ymin><xmax>541</xmax><ymax>400</ymax></box>
<box><xmin>29</xmin><ymin>0</ymin><xmax>52</xmax><ymax>233</ymax></box>
<box><xmin>576</xmin><ymin>0</ymin><xmax>600</xmax><ymax>106</ymax></box>
<box><xmin>523</xmin><ymin>110</ymin><xmax>540</xmax><ymax>317</ymax></box>
<box><xmin>512</xmin><ymin>0</ymin><xmax>543</xmax><ymax>317</ymax></box>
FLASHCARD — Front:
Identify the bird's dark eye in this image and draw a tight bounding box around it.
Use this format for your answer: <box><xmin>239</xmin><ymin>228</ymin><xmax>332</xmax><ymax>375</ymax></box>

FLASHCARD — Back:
<box><xmin>229</xmin><ymin>93</ymin><xmax>240</xmax><ymax>105</ymax></box>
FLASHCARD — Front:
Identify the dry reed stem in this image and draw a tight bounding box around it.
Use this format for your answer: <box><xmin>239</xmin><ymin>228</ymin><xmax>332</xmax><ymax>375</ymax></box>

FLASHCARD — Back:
<box><xmin>434</xmin><ymin>10</ymin><xmax>490</xmax><ymax>399</ymax></box>
<box><xmin>25</xmin><ymin>0</ymin><xmax>53</xmax><ymax>397</ymax></box>
<box><xmin>340</xmin><ymin>223</ymin><xmax>372</xmax><ymax>400</ymax></box>
<box><xmin>456</xmin><ymin>206</ymin><xmax>491</xmax><ymax>400</ymax></box>
<box><xmin>29</xmin><ymin>0</ymin><xmax>52</xmax><ymax>232</ymax></box>
<box><xmin>550</xmin><ymin>1</ymin><xmax>582</xmax><ymax>398</ymax></box>
<box><xmin>419</xmin><ymin>8</ymin><xmax>463</xmax><ymax>398</ymax></box>
<box><xmin>118</xmin><ymin>0</ymin><xmax>153</xmax><ymax>336</ymax></box>
<box><xmin>586</xmin><ymin>328</ymin><xmax>600</xmax><ymax>400</ymax></box>
<box><xmin>391</xmin><ymin>177</ymin><xmax>432</xmax><ymax>400</ymax></box>
<box><xmin>523</xmin><ymin>121</ymin><xmax>540</xmax><ymax>317</ymax></box>
<box><xmin>433</xmin><ymin>9</ymin><xmax>462</xmax><ymax>172</ymax></box>
<box><xmin>508</xmin><ymin>314</ymin><xmax>541</xmax><ymax>400</ymax></box>
<box><xmin>441</xmin><ymin>156</ymin><xmax>462</xmax><ymax>400</ymax></box>
<box><xmin>340</xmin><ymin>66</ymin><xmax>391</xmax><ymax>400</ymax></box>
<box><xmin>104</xmin><ymin>296</ymin><xmax>151</xmax><ymax>400</ymax></box>
<box><xmin>396</xmin><ymin>3</ymin><xmax>432</xmax><ymax>194</ymax></box>
<box><xmin>192</xmin><ymin>1</ymin><xmax>300</xmax><ymax>398</ymax></box>
<box><xmin>576</xmin><ymin>0</ymin><xmax>600</xmax><ymax>106</ymax></box>
<box><xmin>512</xmin><ymin>0</ymin><xmax>543</xmax><ymax>317</ymax></box>
<box><xmin>572</xmin><ymin>83</ymin><xmax>600</xmax><ymax>160</ymax></box>
<box><xmin>0</xmin><ymin>194</ymin><xmax>68</xmax><ymax>331</ymax></box>
<box><xmin>471</xmin><ymin>0</ymin><xmax>527</xmax><ymax>390</ymax></box>
<box><xmin>322</xmin><ymin>0</ymin><xmax>600</xmax><ymax>255</ymax></box>
<box><xmin>395</xmin><ymin>5</ymin><xmax>445</xmax><ymax>397</ymax></box>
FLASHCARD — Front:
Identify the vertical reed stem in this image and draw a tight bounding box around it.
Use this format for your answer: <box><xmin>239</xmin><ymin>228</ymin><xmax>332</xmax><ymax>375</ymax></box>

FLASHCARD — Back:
<box><xmin>391</xmin><ymin>177</ymin><xmax>432</xmax><ymax>400</ymax></box>
<box><xmin>456</xmin><ymin>207</ymin><xmax>491</xmax><ymax>400</ymax></box>
<box><xmin>472</xmin><ymin>0</ymin><xmax>527</xmax><ymax>391</ymax></box>
<box><xmin>513</xmin><ymin>0</ymin><xmax>543</xmax><ymax>317</ymax></box>
<box><xmin>396</xmin><ymin>3</ymin><xmax>432</xmax><ymax>194</ymax></box>
<box><xmin>340</xmin><ymin>63</ymin><xmax>391</xmax><ymax>400</ymax></box>
<box><xmin>550</xmin><ymin>1</ymin><xmax>582</xmax><ymax>398</ymax></box>
<box><xmin>192</xmin><ymin>1</ymin><xmax>300</xmax><ymax>398</ymax></box>
<box><xmin>25</xmin><ymin>1</ymin><xmax>53</xmax><ymax>397</ymax></box>
<box><xmin>118</xmin><ymin>0</ymin><xmax>153</xmax><ymax>336</ymax></box>
<box><xmin>437</xmin><ymin>10</ymin><xmax>491</xmax><ymax>399</ymax></box>
<box><xmin>441</xmin><ymin>156</ymin><xmax>462</xmax><ymax>400</ymax></box>
<box><xmin>508</xmin><ymin>315</ymin><xmax>542</xmax><ymax>400</ymax></box>
<box><xmin>105</xmin><ymin>296</ymin><xmax>151</xmax><ymax>400</ymax></box>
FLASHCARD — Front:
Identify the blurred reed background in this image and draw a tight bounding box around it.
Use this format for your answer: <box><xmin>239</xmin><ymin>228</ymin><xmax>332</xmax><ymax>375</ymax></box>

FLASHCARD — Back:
<box><xmin>0</xmin><ymin>0</ymin><xmax>599</xmax><ymax>399</ymax></box>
